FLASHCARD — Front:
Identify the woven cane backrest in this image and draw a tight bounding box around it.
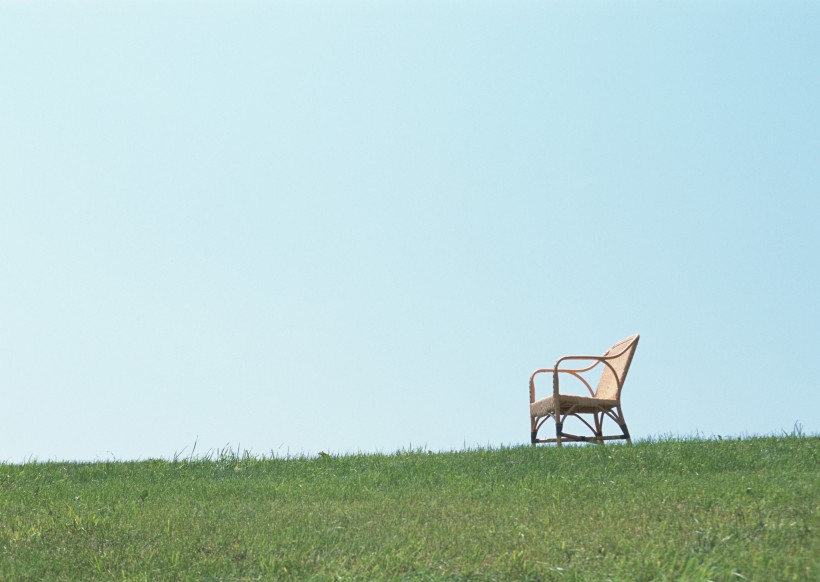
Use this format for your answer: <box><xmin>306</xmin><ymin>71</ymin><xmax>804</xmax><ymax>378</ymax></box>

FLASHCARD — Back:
<box><xmin>594</xmin><ymin>334</ymin><xmax>640</xmax><ymax>400</ymax></box>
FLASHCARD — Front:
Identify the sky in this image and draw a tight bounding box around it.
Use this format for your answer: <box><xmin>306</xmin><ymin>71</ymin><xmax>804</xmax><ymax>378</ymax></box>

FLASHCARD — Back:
<box><xmin>1</xmin><ymin>1</ymin><xmax>818</xmax><ymax>462</ymax></box>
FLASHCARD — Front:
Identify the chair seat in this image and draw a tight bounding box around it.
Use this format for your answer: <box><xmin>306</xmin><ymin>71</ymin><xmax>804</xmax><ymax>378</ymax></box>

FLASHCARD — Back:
<box><xmin>530</xmin><ymin>394</ymin><xmax>618</xmax><ymax>418</ymax></box>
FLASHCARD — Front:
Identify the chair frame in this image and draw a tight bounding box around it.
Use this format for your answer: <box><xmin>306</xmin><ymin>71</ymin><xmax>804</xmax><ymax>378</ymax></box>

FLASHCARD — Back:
<box><xmin>529</xmin><ymin>334</ymin><xmax>639</xmax><ymax>446</ymax></box>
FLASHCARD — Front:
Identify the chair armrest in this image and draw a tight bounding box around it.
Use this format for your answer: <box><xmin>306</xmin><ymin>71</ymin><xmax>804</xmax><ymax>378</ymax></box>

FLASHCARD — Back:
<box><xmin>530</xmin><ymin>362</ymin><xmax>600</xmax><ymax>401</ymax></box>
<box><xmin>530</xmin><ymin>357</ymin><xmax>601</xmax><ymax>381</ymax></box>
<box><xmin>554</xmin><ymin>355</ymin><xmax>607</xmax><ymax>371</ymax></box>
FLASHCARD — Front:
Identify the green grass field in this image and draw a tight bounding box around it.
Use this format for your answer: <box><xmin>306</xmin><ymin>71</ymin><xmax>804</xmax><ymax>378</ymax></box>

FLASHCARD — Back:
<box><xmin>1</xmin><ymin>436</ymin><xmax>817</xmax><ymax>581</ymax></box>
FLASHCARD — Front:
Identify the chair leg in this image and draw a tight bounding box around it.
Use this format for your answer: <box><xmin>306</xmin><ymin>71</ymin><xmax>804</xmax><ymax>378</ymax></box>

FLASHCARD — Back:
<box><xmin>554</xmin><ymin>413</ymin><xmax>562</xmax><ymax>447</ymax></box>
<box><xmin>531</xmin><ymin>417</ymin><xmax>537</xmax><ymax>446</ymax></box>
<box><xmin>618</xmin><ymin>407</ymin><xmax>632</xmax><ymax>443</ymax></box>
<box><xmin>594</xmin><ymin>412</ymin><xmax>604</xmax><ymax>441</ymax></box>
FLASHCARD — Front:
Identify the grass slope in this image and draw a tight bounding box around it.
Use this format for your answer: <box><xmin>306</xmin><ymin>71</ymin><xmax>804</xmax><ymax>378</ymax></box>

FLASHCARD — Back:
<box><xmin>1</xmin><ymin>437</ymin><xmax>817</xmax><ymax>580</ymax></box>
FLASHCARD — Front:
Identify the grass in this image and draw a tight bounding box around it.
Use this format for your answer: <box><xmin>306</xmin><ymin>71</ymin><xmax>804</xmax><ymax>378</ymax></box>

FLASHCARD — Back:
<box><xmin>1</xmin><ymin>436</ymin><xmax>817</xmax><ymax>580</ymax></box>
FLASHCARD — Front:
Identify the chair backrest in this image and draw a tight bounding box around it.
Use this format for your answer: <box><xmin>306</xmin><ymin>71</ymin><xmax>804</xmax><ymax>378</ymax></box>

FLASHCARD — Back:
<box><xmin>595</xmin><ymin>334</ymin><xmax>640</xmax><ymax>400</ymax></box>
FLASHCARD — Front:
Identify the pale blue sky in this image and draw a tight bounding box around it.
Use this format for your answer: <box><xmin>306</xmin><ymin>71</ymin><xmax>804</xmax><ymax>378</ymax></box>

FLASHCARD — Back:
<box><xmin>1</xmin><ymin>1</ymin><xmax>818</xmax><ymax>462</ymax></box>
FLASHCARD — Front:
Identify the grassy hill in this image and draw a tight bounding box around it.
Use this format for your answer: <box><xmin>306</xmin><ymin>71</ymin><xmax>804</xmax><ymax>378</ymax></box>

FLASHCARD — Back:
<box><xmin>1</xmin><ymin>436</ymin><xmax>817</xmax><ymax>580</ymax></box>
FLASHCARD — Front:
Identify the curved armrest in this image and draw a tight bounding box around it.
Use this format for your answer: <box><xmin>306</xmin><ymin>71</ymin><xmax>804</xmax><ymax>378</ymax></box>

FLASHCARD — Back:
<box><xmin>529</xmin><ymin>363</ymin><xmax>599</xmax><ymax>401</ymax></box>
<box><xmin>556</xmin><ymin>355</ymin><xmax>621</xmax><ymax>392</ymax></box>
<box><xmin>554</xmin><ymin>355</ymin><xmax>606</xmax><ymax>370</ymax></box>
<box><xmin>556</xmin><ymin>339</ymin><xmax>636</xmax><ymax>367</ymax></box>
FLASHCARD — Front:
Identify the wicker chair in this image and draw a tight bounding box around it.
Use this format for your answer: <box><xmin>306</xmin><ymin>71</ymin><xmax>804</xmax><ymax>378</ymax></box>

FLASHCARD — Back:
<box><xmin>530</xmin><ymin>334</ymin><xmax>639</xmax><ymax>446</ymax></box>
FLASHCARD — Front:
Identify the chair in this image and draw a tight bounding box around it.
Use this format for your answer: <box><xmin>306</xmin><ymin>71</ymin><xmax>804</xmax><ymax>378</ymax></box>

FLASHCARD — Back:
<box><xmin>530</xmin><ymin>334</ymin><xmax>639</xmax><ymax>446</ymax></box>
